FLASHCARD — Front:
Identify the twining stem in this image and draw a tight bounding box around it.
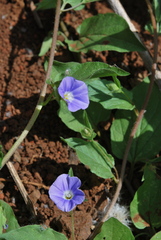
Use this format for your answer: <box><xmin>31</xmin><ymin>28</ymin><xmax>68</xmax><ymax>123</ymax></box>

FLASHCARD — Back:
<box><xmin>1</xmin><ymin>0</ymin><xmax>62</xmax><ymax>169</ymax></box>
<box><xmin>102</xmin><ymin>0</ymin><xmax>158</xmax><ymax>225</ymax></box>
<box><xmin>71</xmin><ymin>210</ymin><xmax>75</xmax><ymax>240</ymax></box>
<box><xmin>88</xmin><ymin>0</ymin><xmax>158</xmax><ymax>239</ymax></box>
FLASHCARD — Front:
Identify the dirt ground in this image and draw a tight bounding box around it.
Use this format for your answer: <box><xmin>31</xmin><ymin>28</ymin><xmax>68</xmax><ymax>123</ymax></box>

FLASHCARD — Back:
<box><xmin>0</xmin><ymin>0</ymin><xmax>158</xmax><ymax>239</ymax></box>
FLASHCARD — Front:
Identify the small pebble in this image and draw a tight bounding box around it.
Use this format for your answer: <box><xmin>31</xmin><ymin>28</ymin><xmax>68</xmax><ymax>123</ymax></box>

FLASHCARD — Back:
<box><xmin>11</xmin><ymin>197</ymin><xmax>16</xmax><ymax>204</ymax></box>
<box><xmin>1</xmin><ymin>15</ymin><xmax>8</xmax><ymax>20</ymax></box>
<box><xmin>6</xmin><ymin>99</ymin><xmax>12</xmax><ymax>105</ymax></box>
<box><xmin>5</xmin><ymin>112</ymin><xmax>12</xmax><ymax>118</ymax></box>
<box><xmin>0</xmin><ymin>182</ymin><xmax>5</xmax><ymax>190</ymax></box>
<box><xmin>44</xmin><ymin>204</ymin><xmax>49</xmax><ymax>208</ymax></box>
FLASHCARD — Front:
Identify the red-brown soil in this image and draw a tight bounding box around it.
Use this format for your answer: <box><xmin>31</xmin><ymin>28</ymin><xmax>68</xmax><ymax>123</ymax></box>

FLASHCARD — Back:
<box><xmin>0</xmin><ymin>0</ymin><xmax>158</xmax><ymax>239</ymax></box>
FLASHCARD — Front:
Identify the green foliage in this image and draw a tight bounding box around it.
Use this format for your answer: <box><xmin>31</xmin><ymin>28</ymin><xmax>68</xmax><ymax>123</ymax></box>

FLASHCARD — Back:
<box><xmin>39</xmin><ymin>32</ymin><xmax>65</xmax><ymax>56</ymax></box>
<box><xmin>68</xmin><ymin>167</ymin><xmax>74</xmax><ymax>177</ymax></box>
<box><xmin>58</xmin><ymin>100</ymin><xmax>110</xmax><ymax>134</ymax></box>
<box><xmin>94</xmin><ymin>218</ymin><xmax>135</xmax><ymax>240</ymax></box>
<box><xmin>36</xmin><ymin>0</ymin><xmax>98</xmax><ymax>11</ymax></box>
<box><xmin>153</xmin><ymin>0</ymin><xmax>161</xmax><ymax>22</ymax></box>
<box><xmin>145</xmin><ymin>0</ymin><xmax>161</xmax><ymax>34</ymax></box>
<box><xmin>36</xmin><ymin>0</ymin><xmax>57</xmax><ymax>10</ymax></box>
<box><xmin>111</xmin><ymin>77</ymin><xmax>161</xmax><ymax>163</ymax></box>
<box><xmin>62</xmin><ymin>0</ymin><xmax>82</xmax><ymax>7</ymax></box>
<box><xmin>0</xmin><ymin>205</ymin><xmax>7</xmax><ymax>234</ymax></box>
<box><xmin>46</xmin><ymin>60</ymin><xmax>129</xmax><ymax>84</ymax></box>
<box><xmin>88</xmin><ymin>79</ymin><xmax>135</xmax><ymax>110</ymax></box>
<box><xmin>48</xmin><ymin>61</ymin><xmax>134</xmax><ymax>134</ymax></box>
<box><xmin>82</xmin><ymin>0</ymin><xmax>99</xmax><ymax>2</ymax></box>
<box><xmin>0</xmin><ymin>146</ymin><xmax>4</xmax><ymax>167</ymax></box>
<box><xmin>130</xmin><ymin>165</ymin><xmax>161</xmax><ymax>229</ymax></box>
<box><xmin>39</xmin><ymin>31</ymin><xmax>53</xmax><ymax>56</ymax></box>
<box><xmin>66</xmin><ymin>13</ymin><xmax>146</xmax><ymax>53</ymax></box>
<box><xmin>150</xmin><ymin>231</ymin><xmax>161</xmax><ymax>240</ymax></box>
<box><xmin>0</xmin><ymin>200</ymin><xmax>19</xmax><ymax>233</ymax></box>
<box><xmin>63</xmin><ymin>138</ymin><xmax>114</xmax><ymax>178</ymax></box>
<box><xmin>58</xmin><ymin>100</ymin><xmax>88</xmax><ymax>133</ymax></box>
<box><xmin>0</xmin><ymin>225</ymin><xmax>67</xmax><ymax>240</ymax></box>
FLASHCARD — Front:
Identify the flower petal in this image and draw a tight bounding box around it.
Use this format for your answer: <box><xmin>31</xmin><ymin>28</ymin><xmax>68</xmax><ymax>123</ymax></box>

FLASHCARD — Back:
<box><xmin>68</xmin><ymin>97</ymin><xmax>89</xmax><ymax>112</ymax></box>
<box><xmin>71</xmin><ymin>79</ymin><xmax>86</xmax><ymax>91</ymax></box>
<box><xmin>67</xmin><ymin>176</ymin><xmax>81</xmax><ymax>191</ymax></box>
<box><xmin>48</xmin><ymin>173</ymin><xmax>85</xmax><ymax>212</ymax></box>
<box><xmin>72</xmin><ymin>83</ymin><xmax>88</xmax><ymax>96</ymax></box>
<box><xmin>50</xmin><ymin>174</ymin><xmax>69</xmax><ymax>192</ymax></box>
<box><xmin>55</xmin><ymin>198</ymin><xmax>67</xmax><ymax>211</ymax></box>
<box><xmin>63</xmin><ymin>200</ymin><xmax>76</xmax><ymax>212</ymax></box>
<box><xmin>58</xmin><ymin>77</ymin><xmax>75</xmax><ymax>98</ymax></box>
<box><xmin>58</xmin><ymin>77</ymin><xmax>89</xmax><ymax>112</ymax></box>
<box><xmin>72</xmin><ymin>189</ymin><xmax>85</xmax><ymax>204</ymax></box>
<box><xmin>49</xmin><ymin>185</ymin><xmax>64</xmax><ymax>200</ymax></box>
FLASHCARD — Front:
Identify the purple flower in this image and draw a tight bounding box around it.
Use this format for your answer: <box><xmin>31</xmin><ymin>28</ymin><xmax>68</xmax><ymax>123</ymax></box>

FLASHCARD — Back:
<box><xmin>49</xmin><ymin>174</ymin><xmax>85</xmax><ymax>212</ymax></box>
<box><xmin>58</xmin><ymin>77</ymin><xmax>89</xmax><ymax>112</ymax></box>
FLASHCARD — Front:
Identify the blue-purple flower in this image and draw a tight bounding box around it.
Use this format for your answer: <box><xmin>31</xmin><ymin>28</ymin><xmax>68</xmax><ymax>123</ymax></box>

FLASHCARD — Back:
<box><xmin>49</xmin><ymin>174</ymin><xmax>85</xmax><ymax>212</ymax></box>
<box><xmin>58</xmin><ymin>76</ymin><xmax>89</xmax><ymax>112</ymax></box>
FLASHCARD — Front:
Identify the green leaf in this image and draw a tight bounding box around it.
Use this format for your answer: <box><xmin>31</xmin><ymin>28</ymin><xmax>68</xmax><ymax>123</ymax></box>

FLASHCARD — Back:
<box><xmin>58</xmin><ymin>100</ymin><xmax>89</xmax><ymax>133</ymax></box>
<box><xmin>66</xmin><ymin>13</ymin><xmax>145</xmax><ymax>53</ymax></box>
<box><xmin>145</xmin><ymin>0</ymin><xmax>161</xmax><ymax>34</ymax></box>
<box><xmin>46</xmin><ymin>60</ymin><xmax>129</xmax><ymax>85</ymax></box>
<box><xmin>36</xmin><ymin>0</ymin><xmax>57</xmax><ymax>10</ymax></box>
<box><xmin>86</xmin><ymin>101</ymin><xmax>111</xmax><ymax>128</ymax></box>
<box><xmin>0</xmin><ymin>205</ymin><xmax>7</xmax><ymax>234</ymax></box>
<box><xmin>83</xmin><ymin>0</ymin><xmax>99</xmax><ymax>2</ymax></box>
<box><xmin>150</xmin><ymin>231</ymin><xmax>161</xmax><ymax>240</ymax></box>
<box><xmin>111</xmin><ymin>77</ymin><xmax>161</xmax><ymax>163</ymax></box>
<box><xmin>39</xmin><ymin>32</ymin><xmax>52</xmax><ymax>56</ymax></box>
<box><xmin>88</xmin><ymin>79</ymin><xmax>135</xmax><ymax>110</ymax></box>
<box><xmin>72</xmin><ymin>62</ymin><xmax>129</xmax><ymax>80</ymax></box>
<box><xmin>46</xmin><ymin>61</ymin><xmax>80</xmax><ymax>84</ymax></box>
<box><xmin>130</xmin><ymin>165</ymin><xmax>161</xmax><ymax>229</ymax></box>
<box><xmin>153</xmin><ymin>0</ymin><xmax>161</xmax><ymax>22</ymax></box>
<box><xmin>148</xmin><ymin>156</ymin><xmax>161</xmax><ymax>163</ymax></box>
<box><xmin>68</xmin><ymin>167</ymin><xmax>74</xmax><ymax>177</ymax></box>
<box><xmin>0</xmin><ymin>146</ymin><xmax>4</xmax><ymax>166</ymax></box>
<box><xmin>145</xmin><ymin>21</ymin><xmax>161</xmax><ymax>35</ymax></box>
<box><xmin>63</xmin><ymin>138</ymin><xmax>114</xmax><ymax>178</ymax></box>
<box><xmin>63</xmin><ymin>0</ymin><xmax>82</xmax><ymax>8</ymax></box>
<box><xmin>58</xmin><ymin>100</ymin><xmax>110</xmax><ymax>133</ymax></box>
<box><xmin>0</xmin><ymin>200</ymin><xmax>19</xmax><ymax>233</ymax></box>
<box><xmin>0</xmin><ymin>225</ymin><xmax>67</xmax><ymax>240</ymax></box>
<box><xmin>94</xmin><ymin>218</ymin><xmax>135</xmax><ymax>240</ymax></box>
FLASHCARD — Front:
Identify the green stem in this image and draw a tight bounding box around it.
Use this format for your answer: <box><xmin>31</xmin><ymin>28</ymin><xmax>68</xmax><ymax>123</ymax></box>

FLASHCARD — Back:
<box><xmin>42</xmin><ymin>92</ymin><xmax>55</xmax><ymax>106</ymax></box>
<box><xmin>71</xmin><ymin>210</ymin><xmax>75</xmax><ymax>240</ymax></box>
<box><xmin>83</xmin><ymin>110</ymin><xmax>92</xmax><ymax>130</ymax></box>
<box><xmin>112</xmin><ymin>75</ymin><xmax>139</xmax><ymax>116</ymax></box>
<box><xmin>91</xmin><ymin>140</ymin><xmax>119</xmax><ymax>182</ymax></box>
<box><xmin>61</xmin><ymin>2</ymin><xmax>83</xmax><ymax>12</ymax></box>
<box><xmin>135</xmin><ymin>232</ymin><xmax>150</xmax><ymax>238</ymax></box>
<box><xmin>1</xmin><ymin>0</ymin><xmax>62</xmax><ymax>169</ymax></box>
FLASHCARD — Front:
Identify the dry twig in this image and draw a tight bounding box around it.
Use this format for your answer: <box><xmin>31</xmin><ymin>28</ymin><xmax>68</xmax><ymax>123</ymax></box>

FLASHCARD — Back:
<box><xmin>29</xmin><ymin>1</ymin><xmax>43</xmax><ymax>29</ymax></box>
<box><xmin>6</xmin><ymin>161</ymin><xmax>37</xmax><ymax>216</ymax></box>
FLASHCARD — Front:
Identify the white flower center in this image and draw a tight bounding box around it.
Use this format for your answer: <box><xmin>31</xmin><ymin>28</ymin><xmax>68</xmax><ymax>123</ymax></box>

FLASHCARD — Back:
<box><xmin>63</xmin><ymin>190</ymin><xmax>74</xmax><ymax>200</ymax></box>
<box><xmin>64</xmin><ymin>92</ymin><xmax>74</xmax><ymax>102</ymax></box>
